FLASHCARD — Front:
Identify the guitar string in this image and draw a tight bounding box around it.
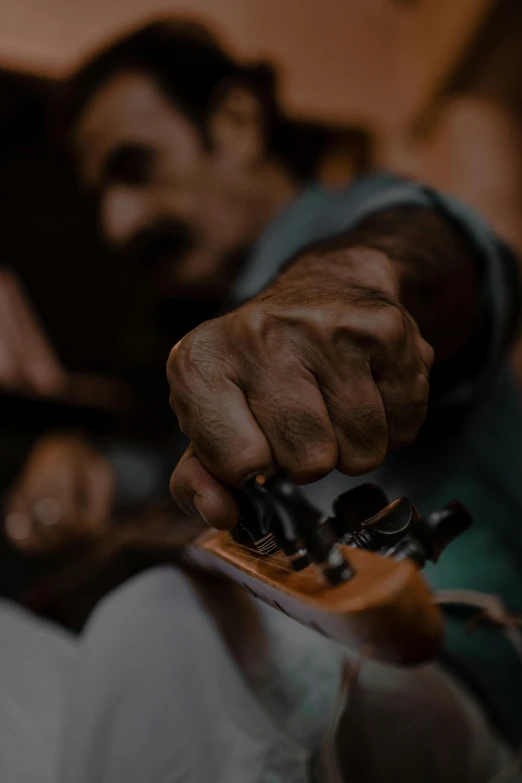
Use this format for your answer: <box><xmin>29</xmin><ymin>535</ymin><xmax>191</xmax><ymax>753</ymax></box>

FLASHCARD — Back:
<box><xmin>227</xmin><ymin>549</ymin><xmax>296</xmax><ymax>573</ymax></box>
<box><xmin>225</xmin><ymin>541</ymin><xmax>297</xmax><ymax>573</ymax></box>
<box><xmin>227</xmin><ymin>540</ymin><xmax>289</xmax><ymax>563</ymax></box>
<box><xmin>228</xmin><ymin>541</ymin><xmax>292</xmax><ymax>565</ymax></box>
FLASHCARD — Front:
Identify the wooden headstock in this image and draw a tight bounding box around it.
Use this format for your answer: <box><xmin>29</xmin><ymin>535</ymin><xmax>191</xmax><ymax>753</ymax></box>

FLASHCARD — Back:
<box><xmin>188</xmin><ymin>531</ymin><xmax>443</xmax><ymax>665</ymax></box>
<box><xmin>187</xmin><ymin>480</ymin><xmax>472</xmax><ymax>666</ymax></box>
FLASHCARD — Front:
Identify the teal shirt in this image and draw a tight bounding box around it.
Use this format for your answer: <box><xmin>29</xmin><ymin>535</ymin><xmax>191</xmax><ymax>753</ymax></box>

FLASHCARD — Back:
<box><xmin>231</xmin><ymin>176</ymin><xmax>522</xmax><ymax>744</ymax></box>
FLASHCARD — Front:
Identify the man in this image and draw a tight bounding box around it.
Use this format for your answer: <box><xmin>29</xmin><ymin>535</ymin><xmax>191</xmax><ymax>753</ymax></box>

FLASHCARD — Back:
<box><xmin>2</xmin><ymin>18</ymin><xmax>522</xmax><ymax>783</ymax></box>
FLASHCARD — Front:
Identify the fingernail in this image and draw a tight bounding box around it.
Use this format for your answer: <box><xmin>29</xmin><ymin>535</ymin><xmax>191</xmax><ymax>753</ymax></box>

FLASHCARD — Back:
<box><xmin>193</xmin><ymin>495</ymin><xmax>210</xmax><ymax>525</ymax></box>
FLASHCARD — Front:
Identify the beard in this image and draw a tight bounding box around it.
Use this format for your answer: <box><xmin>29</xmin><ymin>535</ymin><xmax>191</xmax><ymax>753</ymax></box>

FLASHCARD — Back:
<box><xmin>117</xmin><ymin>216</ymin><xmax>249</xmax><ymax>303</ymax></box>
<box><xmin>119</xmin><ymin>217</ymin><xmax>198</xmax><ymax>277</ymax></box>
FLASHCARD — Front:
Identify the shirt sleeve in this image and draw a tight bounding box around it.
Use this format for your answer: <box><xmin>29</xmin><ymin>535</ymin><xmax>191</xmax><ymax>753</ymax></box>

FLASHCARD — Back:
<box><xmin>342</xmin><ymin>174</ymin><xmax>522</xmax><ymax>412</ymax></box>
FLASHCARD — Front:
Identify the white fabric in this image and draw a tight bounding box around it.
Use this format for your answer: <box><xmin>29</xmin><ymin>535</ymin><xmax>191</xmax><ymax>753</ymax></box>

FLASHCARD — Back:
<box><xmin>0</xmin><ymin>568</ymin><xmax>514</xmax><ymax>782</ymax></box>
<box><xmin>0</xmin><ymin>599</ymin><xmax>75</xmax><ymax>783</ymax></box>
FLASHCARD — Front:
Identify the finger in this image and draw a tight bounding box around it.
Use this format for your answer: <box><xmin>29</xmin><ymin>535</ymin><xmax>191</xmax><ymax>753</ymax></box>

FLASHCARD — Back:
<box><xmin>31</xmin><ymin>460</ymin><xmax>78</xmax><ymax>525</ymax></box>
<box><xmin>4</xmin><ymin>508</ymin><xmax>37</xmax><ymax>551</ymax></box>
<box><xmin>170</xmin><ymin>445</ymin><xmax>241</xmax><ymax>530</ymax></box>
<box><xmin>247</xmin><ymin>366</ymin><xmax>338</xmax><ymax>483</ymax></box>
<box><xmin>20</xmin><ymin>460</ymin><xmax>80</xmax><ymax>551</ymax></box>
<box><xmin>321</xmin><ymin>365</ymin><xmax>389</xmax><ymax>475</ymax></box>
<box><xmin>78</xmin><ymin>456</ymin><xmax>115</xmax><ymax>538</ymax></box>
<box><xmin>372</xmin><ymin>323</ymin><xmax>431</xmax><ymax>448</ymax></box>
<box><xmin>417</xmin><ymin>335</ymin><xmax>435</xmax><ymax>373</ymax></box>
<box><xmin>4</xmin><ymin>493</ymin><xmax>61</xmax><ymax>554</ymax></box>
<box><xmin>29</xmin><ymin>497</ymin><xmax>70</xmax><ymax>551</ymax></box>
<box><xmin>171</xmin><ymin>371</ymin><xmax>274</xmax><ymax>486</ymax></box>
<box><xmin>377</xmin><ymin>371</ymin><xmax>430</xmax><ymax>449</ymax></box>
<box><xmin>4</xmin><ymin>477</ymin><xmax>43</xmax><ymax>552</ymax></box>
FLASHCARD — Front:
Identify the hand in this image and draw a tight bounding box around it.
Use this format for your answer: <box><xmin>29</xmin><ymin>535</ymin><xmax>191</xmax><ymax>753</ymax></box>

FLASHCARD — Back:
<box><xmin>4</xmin><ymin>434</ymin><xmax>115</xmax><ymax>555</ymax></box>
<box><xmin>167</xmin><ymin>247</ymin><xmax>433</xmax><ymax>529</ymax></box>
<box><xmin>0</xmin><ymin>268</ymin><xmax>66</xmax><ymax>396</ymax></box>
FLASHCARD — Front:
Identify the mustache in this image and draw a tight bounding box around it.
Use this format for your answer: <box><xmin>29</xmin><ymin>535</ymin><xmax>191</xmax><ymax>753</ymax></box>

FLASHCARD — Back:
<box><xmin>118</xmin><ymin>219</ymin><xmax>197</xmax><ymax>268</ymax></box>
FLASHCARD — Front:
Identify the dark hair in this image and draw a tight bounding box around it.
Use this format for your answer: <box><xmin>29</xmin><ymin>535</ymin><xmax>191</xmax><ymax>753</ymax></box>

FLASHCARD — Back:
<box><xmin>60</xmin><ymin>18</ymin><xmax>322</xmax><ymax>180</ymax></box>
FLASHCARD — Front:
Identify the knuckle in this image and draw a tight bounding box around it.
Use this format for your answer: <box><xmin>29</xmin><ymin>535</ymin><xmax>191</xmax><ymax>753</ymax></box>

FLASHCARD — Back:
<box><xmin>391</xmin><ymin>432</ymin><xmax>416</xmax><ymax>449</ymax></box>
<box><xmin>273</xmin><ymin>407</ymin><xmax>336</xmax><ymax>452</ymax></box>
<box><xmin>386</xmin><ymin>395</ymin><xmax>428</xmax><ymax>448</ymax></box>
<box><xmin>167</xmin><ymin>334</ymin><xmax>194</xmax><ymax>381</ymax></box>
<box><xmin>414</xmin><ymin>372</ymin><xmax>431</xmax><ymax>404</ymax></box>
<box><xmin>167</xmin><ymin>327</ymin><xmax>219</xmax><ymax>417</ymax></box>
<box><xmin>337</xmin><ymin>406</ymin><xmax>389</xmax><ymax>475</ymax></box>
<box><xmin>372</xmin><ymin>306</ymin><xmax>405</xmax><ymax>348</ymax></box>
<box><xmin>271</xmin><ymin>406</ymin><xmax>338</xmax><ymax>481</ymax></box>
<box><xmin>168</xmin><ymin>389</ymin><xmax>187</xmax><ymax>422</ymax></box>
<box><xmin>168</xmin><ymin>323</ymin><xmax>215</xmax><ymax>376</ymax></box>
<box><xmin>239</xmin><ymin>306</ymin><xmax>279</xmax><ymax>348</ymax></box>
<box><xmin>389</xmin><ymin>428</ymin><xmax>418</xmax><ymax>449</ymax></box>
<box><xmin>169</xmin><ymin>473</ymin><xmax>196</xmax><ymax>516</ymax></box>
<box><xmin>299</xmin><ymin>302</ymin><xmax>340</xmax><ymax>335</ymax></box>
<box><xmin>242</xmin><ymin>306</ymin><xmax>267</xmax><ymax>336</ymax></box>
<box><xmin>341</xmin><ymin>452</ymin><xmax>385</xmax><ymax>476</ymax></box>
<box><xmin>287</xmin><ymin>443</ymin><xmax>338</xmax><ymax>483</ymax></box>
<box><xmin>169</xmin><ymin>472</ymin><xmax>182</xmax><ymax>504</ymax></box>
<box><xmin>418</xmin><ymin>337</ymin><xmax>435</xmax><ymax>369</ymax></box>
<box><xmin>220</xmin><ymin>448</ymin><xmax>272</xmax><ymax>486</ymax></box>
<box><xmin>168</xmin><ymin>471</ymin><xmax>177</xmax><ymax>497</ymax></box>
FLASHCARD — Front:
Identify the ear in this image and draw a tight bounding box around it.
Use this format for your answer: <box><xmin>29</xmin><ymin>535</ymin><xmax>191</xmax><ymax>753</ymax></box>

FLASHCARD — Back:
<box><xmin>208</xmin><ymin>85</ymin><xmax>265</xmax><ymax>168</ymax></box>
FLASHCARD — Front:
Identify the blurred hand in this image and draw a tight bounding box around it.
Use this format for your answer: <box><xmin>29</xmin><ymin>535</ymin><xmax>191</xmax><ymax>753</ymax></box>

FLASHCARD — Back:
<box><xmin>4</xmin><ymin>434</ymin><xmax>115</xmax><ymax>555</ymax></box>
<box><xmin>0</xmin><ymin>268</ymin><xmax>66</xmax><ymax>397</ymax></box>
<box><xmin>167</xmin><ymin>247</ymin><xmax>433</xmax><ymax>529</ymax></box>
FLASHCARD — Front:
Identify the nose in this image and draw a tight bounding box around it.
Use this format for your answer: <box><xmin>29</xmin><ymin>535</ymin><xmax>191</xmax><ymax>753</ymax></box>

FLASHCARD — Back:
<box><xmin>101</xmin><ymin>186</ymin><xmax>154</xmax><ymax>247</ymax></box>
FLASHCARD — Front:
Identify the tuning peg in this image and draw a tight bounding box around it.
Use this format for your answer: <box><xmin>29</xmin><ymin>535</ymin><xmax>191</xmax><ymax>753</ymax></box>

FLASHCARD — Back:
<box><xmin>390</xmin><ymin>501</ymin><xmax>472</xmax><ymax>566</ymax></box>
<box><xmin>412</xmin><ymin>501</ymin><xmax>472</xmax><ymax>563</ymax></box>
<box><xmin>345</xmin><ymin>497</ymin><xmax>416</xmax><ymax>552</ymax></box>
<box><xmin>330</xmin><ymin>483</ymin><xmax>390</xmax><ymax>541</ymax></box>
<box><xmin>232</xmin><ymin>475</ymin><xmax>313</xmax><ymax>569</ymax></box>
<box><xmin>231</xmin><ymin>483</ymin><xmax>280</xmax><ymax>555</ymax></box>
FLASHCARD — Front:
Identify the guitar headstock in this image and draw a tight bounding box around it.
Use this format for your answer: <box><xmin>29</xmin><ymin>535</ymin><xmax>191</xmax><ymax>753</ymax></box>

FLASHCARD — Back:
<box><xmin>190</xmin><ymin>478</ymin><xmax>471</xmax><ymax>666</ymax></box>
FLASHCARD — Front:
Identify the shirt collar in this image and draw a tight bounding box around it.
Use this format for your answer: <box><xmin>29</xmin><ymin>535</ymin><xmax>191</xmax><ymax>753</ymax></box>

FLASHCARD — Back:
<box><xmin>229</xmin><ymin>184</ymin><xmax>328</xmax><ymax>305</ymax></box>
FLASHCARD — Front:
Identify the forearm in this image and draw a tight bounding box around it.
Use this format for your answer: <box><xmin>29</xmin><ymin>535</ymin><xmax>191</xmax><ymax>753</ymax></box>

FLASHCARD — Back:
<box><xmin>275</xmin><ymin>205</ymin><xmax>480</xmax><ymax>363</ymax></box>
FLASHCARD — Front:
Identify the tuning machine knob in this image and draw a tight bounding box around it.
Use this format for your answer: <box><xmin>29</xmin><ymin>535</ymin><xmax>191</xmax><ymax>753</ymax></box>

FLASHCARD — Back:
<box><xmin>397</xmin><ymin>501</ymin><xmax>472</xmax><ymax>566</ymax></box>
<box><xmin>330</xmin><ymin>484</ymin><xmax>472</xmax><ymax>568</ymax></box>
<box><xmin>329</xmin><ymin>483</ymin><xmax>390</xmax><ymax>541</ymax></box>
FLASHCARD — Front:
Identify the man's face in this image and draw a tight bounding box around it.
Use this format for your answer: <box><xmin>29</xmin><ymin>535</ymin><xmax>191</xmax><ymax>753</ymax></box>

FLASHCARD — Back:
<box><xmin>74</xmin><ymin>70</ymin><xmax>260</xmax><ymax>302</ymax></box>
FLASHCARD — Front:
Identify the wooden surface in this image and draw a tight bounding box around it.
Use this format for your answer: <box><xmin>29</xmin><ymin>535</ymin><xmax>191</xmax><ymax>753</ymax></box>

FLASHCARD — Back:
<box><xmin>397</xmin><ymin>0</ymin><xmax>496</xmax><ymax>125</ymax></box>
<box><xmin>0</xmin><ymin>0</ymin><xmax>499</xmax><ymax>128</ymax></box>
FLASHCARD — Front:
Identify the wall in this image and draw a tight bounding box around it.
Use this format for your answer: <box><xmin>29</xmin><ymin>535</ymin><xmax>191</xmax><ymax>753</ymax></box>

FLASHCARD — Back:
<box><xmin>0</xmin><ymin>0</ymin><xmax>495</xmax><ymax>129</ymax></box>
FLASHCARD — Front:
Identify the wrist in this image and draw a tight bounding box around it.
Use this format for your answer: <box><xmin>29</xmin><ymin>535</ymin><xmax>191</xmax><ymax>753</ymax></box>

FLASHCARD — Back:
<box><xmin>273</xmin><ymin>245</ymin><xmax>401</xmax><ymax>302</ymax></box>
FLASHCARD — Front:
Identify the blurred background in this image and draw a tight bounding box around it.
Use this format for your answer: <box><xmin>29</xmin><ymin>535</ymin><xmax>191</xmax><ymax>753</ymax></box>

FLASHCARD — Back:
<box><xmin>2</xmin><ymin>0</ymin><xmax>522</xmax><ymax>620</ymax></box>
<box><xmin>2</xmin><ymin>0</ymin><xmax>522</xmax><ymax>376</ymax></box>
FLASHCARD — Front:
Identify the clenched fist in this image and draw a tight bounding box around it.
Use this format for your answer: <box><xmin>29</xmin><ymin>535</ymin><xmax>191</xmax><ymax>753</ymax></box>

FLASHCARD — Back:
<box><xmin>168</xmin><ymin>247</ymin><xmax>434</xmax><ymax>530</ymax></box>
<box><xmin>4</xmin><ymin>434</ymin><xmax>115</xmax><ymax>555</ymax></box>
